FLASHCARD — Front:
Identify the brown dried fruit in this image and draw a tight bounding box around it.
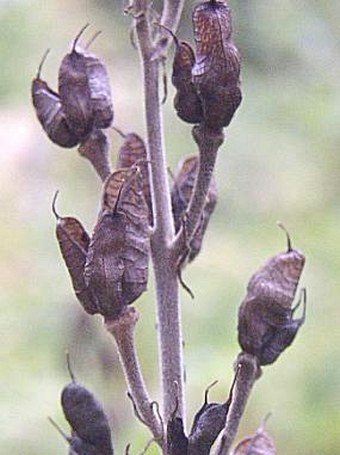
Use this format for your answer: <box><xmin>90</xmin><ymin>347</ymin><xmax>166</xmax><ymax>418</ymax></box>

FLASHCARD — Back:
<box><xmin>171</xmin><ymin>155</ymin><xmax>217</xmax><ymax>263</ymax></box>
<box><xmin>115</xmin><ymin>128</ymin><xmax>153</xmax><ymax>225</ymax></box>
<box><xmin>31</xmin><ymin>50</ymin><xmax>80</xmax><ymax>148</ymax></box>
<box><xmin>188</xmin><ymin>374</ymin><xmax>238</xmax><ymax>455</ymax></box>
<box><xmin>60</xmin><ymin>360</ymin><xmax>114</xmax><ymax>455</ymax></box>
<box><xmin>192</xmin><ymin>0</ymin><xmax>242</xmax><ymax>129</ymax></box>
<box><xmin>82</xmin><ymin>31</ymin><xmax>114</xmax><ymax>129</ymax></box>
<box><xmin>58</xmin><ymin>25</ymin><xmax>94</xmax><ymax>139</ymax></box>
<box><xmin>238</xmin><ymin>226</ymin><xmax>306</xmax><ymax>365</ymax></box>
<box><xmin>167</xmin><ymin>415</ymin><xmax>188</xmax><ymax>455</ymax></box>
<box><xmin>52</xmin><ymin>192</ymin><xmax>98</xmax><ymax>315</ymax></box>
<box><xmin>84</xmin><ymin>168</ymin><xmax>150</xmax><ymax>320</ymax></box>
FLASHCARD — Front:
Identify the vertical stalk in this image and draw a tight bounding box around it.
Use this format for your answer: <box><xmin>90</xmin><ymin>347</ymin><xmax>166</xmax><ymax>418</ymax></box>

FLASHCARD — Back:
<box><xmin>134</xmin><ymin>1</ymin><xmax>185</xmax><ymax>423</ymax></box>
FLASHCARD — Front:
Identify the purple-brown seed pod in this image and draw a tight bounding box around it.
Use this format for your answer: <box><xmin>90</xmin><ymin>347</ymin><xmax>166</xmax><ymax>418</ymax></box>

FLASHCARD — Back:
<box><xmin>238</xmin><ymin>225</ymin><xmax>306</xmax><ymax>365</ymax></box>
<box><xmin>31</xmin><ymin>50</ymin><xmax>80</xmax><ymax>148</ymax></box>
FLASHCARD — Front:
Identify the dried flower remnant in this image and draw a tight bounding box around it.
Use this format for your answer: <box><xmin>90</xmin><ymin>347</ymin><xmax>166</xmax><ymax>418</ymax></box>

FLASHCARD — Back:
<box><xmin>192</xmin><ymin>0</ymin><xmax>242</xmax><ymax>130</ymax></box>
<box><xmin>238</xmin><ymin>225</ymin><xmax>306</xmax><ymax>365</ymax></box>
<box><xmin>115</xmin><ymin>128</ymin><xmax>153</xmax><ymax>225</ymax></box>
<box><xmin>52</xmin><ymin>192</ymin><xmax>98</xmax><ymax>315</ymax></box>
<box><xmin>31</xmin><ymin>50</ymin><xmax>80</xmax><ymax>148</ymax></box>
<box><xmin>84</xmin><ymin>168</ymin><xmax>150</xmax><ymax>320</ymax></box>
<box><xmin>60</xmin><ymin>359</ymin><xmax>114</xmax><ymax>455</ymax></box>
<box><xmin>171</xmin><ymin>155</ymin><xmax>217</xmax><ymax>263</ymax></box>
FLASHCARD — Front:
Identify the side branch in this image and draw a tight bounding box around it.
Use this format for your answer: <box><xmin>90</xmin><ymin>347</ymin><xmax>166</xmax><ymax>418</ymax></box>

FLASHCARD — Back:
<box><xmin>215</xmin><ymin>352</ymin><xmax>261</xmax><ymax>455</ymax></box>
<box><xmin>106</xmin><ymin>308</ymin><xmax>164</xmax><ymax>444</ymax></box>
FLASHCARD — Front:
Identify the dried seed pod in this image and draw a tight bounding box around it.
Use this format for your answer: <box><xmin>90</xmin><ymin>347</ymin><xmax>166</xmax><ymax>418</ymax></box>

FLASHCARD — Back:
<box><xmin>82</xmin><ymin>33</ymin><xmax>114</xmax><ymax>129</ymax></box>
<box><xmin>61</xmin><ymin>360</ymin><xmax>114</xmax><ymax>455</ymax></box>
<box><xmin>49</xmin><ymin>418</ymin><xmax>99</xmax><ymax>455</ymax></box>
<box><xmin>167</xmin><ymin>415</ymin><xmax>188</xmax><ymax>455</ymax></box>
<box><xmin>192</xmin><ymin>0</ymin><xmax>242</xmax><ymax>129</ymax></box>
<box><xmin>115</xmin><ymin>128</ymin><xmax>153</xmax><ymax>225</ymax></box>
<box><xmin>171</xmin><ymin>35</ymin><xmax>203</xmax><ymax>124</ymax></box>
<box><xmin>58</xmin><ymin>25</ymin><xmax>94</xmax><ymax>139</ymax></box>
<box><xmin>78</xmin><ymin>129</ymin><xmax>112</xmax><ymax>181</ymax></box>
<box><xmin>52</xmin><ymin>192</ymin><xmax>98</xmax><ymax>315</ymax></box>
<box><xmin>84</xmin><ymin>168</ymin><xmax>150</xmax><ymax>320</ymax></box>
<box><xmin>232</xmin><ymin>415</ymin><xmax>276</xmax><ymax>455</ymax></box>
<box><xmin>31</xmin><ymin>50</ymin><xmax>80</xmax><ymax>148</ymax></box>
<box><xmin>238</xmin><ymin>226</ymin><xmax>306</xmax><ymax>365</ymax></box>
<box><xmin>188</xmin><ymin>373</ymin><xmax>238</xmax><ymax>455</ymax></box>
<box><xmin>171</xmin><ymin>155</ymin><xmax>217</xmax><ymax>262</ymax></box>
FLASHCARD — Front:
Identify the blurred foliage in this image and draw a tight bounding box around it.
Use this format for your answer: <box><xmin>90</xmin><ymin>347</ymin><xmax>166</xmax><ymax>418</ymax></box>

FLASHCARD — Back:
<box><xmin>1</xmin><ymin>0</ymin><xmax>340</xmax><ymax>454</ymax></box>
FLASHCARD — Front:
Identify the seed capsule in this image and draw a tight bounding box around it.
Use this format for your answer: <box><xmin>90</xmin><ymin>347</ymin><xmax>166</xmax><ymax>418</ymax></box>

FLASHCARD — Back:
<box><xmin>192</xmin><ymin>0</ymin><xmax>242</xmax><ymax>129</ymax></box>
<box><xmin>83</xmin><ymin>32</ymin><xmax>114</xmax><ymax>129</ymax></box>
<box><xmin>238</xmin><ymin>226</ymin><xmax>306</xmax><ymax>365</ymax></box>
<box><xmin>31</xmin><ymin>50</ymin><xmax>79</xmax><ymax>148</ymax></box>
<box><xmin>232</xmin><ymin>415</ymin><xmax>276</xmax><ymax>455</ymax></box>
<box><xmin>188</xmin><ymin>373</ymin><xmax>237</xmax><ymax>455</ymax></box>
<box><xmin>61</xmin><ymin>361</ymin><xmax>114</xmax><ymax>455</ymax></box>
<box><xmin>167</xmin><ymin>415</ymin><xmax>188</xmax><ymax>455</ymax></box>
<box><xmin>84</xmin><ymin>168</ymin><xmax>150</xmax><ymax>320</ymax></box>
<box><xmin>171</xmin><ymin>155</ymin><xmax>217</xmax><ymax>263</ymax></box>
<box><xmin>115</xmin><ymin>128</ymin><xmax>153</xmax><ymax>225</ymax></box>
<box><xmin>52</xmin><ymin>192</ymin><xmax>98</xmax><ymax>315</ymax></box>
<box><xmin>78</xmin><ymin>129</ymin><xmax>112</xmax><ymax>181</ymax></box>
<box><xmin>58</xmin><ymin>25</ymin><xmax>94</xmax><ymax>139</ymax></box>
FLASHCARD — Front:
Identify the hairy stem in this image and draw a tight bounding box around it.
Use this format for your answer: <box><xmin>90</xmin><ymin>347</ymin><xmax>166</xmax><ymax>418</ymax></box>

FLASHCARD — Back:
<box><xmin>105</xmin><ymin>307</ymin><xmax>163</xmax><ymax>443</ymax></box>
<box><xmin>134</xmin><ymin>0</ymin><xmax>185</xmax><ymax>423</ymax></box>
<box><xmin>215</xmin><ymin>353</ymin><xmax>261</xmax><ymax>455</ymax></box>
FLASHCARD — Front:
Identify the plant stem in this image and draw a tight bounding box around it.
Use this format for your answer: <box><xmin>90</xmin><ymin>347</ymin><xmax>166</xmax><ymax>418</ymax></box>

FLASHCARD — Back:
<box><xmin>105</xmin><ymin>307</ymin><xmax>164</xmax><ymax>444</ymax></box>
<box><xmin>134</xmin><ymin>0</ymin><xmax>185</xmax><ymax>423</ymax></box>
<box><xmin>215</xmin><ymin>353</ymin><xmax>261</xmax><ymax>455</ymax></box>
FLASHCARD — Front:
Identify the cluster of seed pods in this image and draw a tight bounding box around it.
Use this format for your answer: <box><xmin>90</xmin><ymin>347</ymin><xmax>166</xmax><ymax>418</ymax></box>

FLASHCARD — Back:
<box><xmin>170</xmin><ymin>0</ymin><xmax>242</xmax><ymax>131</ymax></box>
<box><xmin>31</xmin><ymin>25</ymin><xmax>113</xmax><ymax>173</ymax></box>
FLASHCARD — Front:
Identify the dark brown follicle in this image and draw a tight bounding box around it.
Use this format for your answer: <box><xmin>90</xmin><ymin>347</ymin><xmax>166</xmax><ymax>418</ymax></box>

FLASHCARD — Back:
<box><xmin>192</xmin><ymin>0</ymin><xmax>242</xmax><ymax>129</ymax></box>
<box><xmin>31</xmin><ymin>50</ymin><xmax>80</xmax><ymax>148</ymax></box>
<box><xmin>84</xmin><ymin>168</ymin><xmax>150</xmax><ymax>320</ymax></box>
<box><xmin>188</xmin><ymin>373</ymin><xmax>238</xmax><ymax>455</ymax></box>
<box><xmin>171</xmin><ymin>155</ymin><xmax>217</xmax><ymax>263</ymax></box>
<box><xmin>115</xmin><ymin>128</ymin><xmax>153</xmax><ymax>225</ymax></box>
<box><xmin>61</xmin><ymin>361</ymin><xmax>114</xmax><ymax>455</ymax></box>
<box><xmin>238</xmin><ymin>227</ymin><xmax>306</xmax><ymax>365</ymax></box>
<box><xmin>82</xmin><ymin>34</ymin><xmax>114</xmax><ymax>130</ymax></box>
<box><xmin>58</xmin><ymin>25</ymin><xmax>94</xmax><ymax>139</ymax></box>
<box><xmin>52</xmin><ymin>192</ymin><xmax>98</xmax><ymax>315</ymax></box>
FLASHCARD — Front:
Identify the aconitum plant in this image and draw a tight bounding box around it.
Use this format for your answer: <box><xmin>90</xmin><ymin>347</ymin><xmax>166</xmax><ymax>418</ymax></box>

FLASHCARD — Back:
<box><xmin>31</xmin><ymin>1</ymin><xmax>306</xmax><ymax>454</ymax></box>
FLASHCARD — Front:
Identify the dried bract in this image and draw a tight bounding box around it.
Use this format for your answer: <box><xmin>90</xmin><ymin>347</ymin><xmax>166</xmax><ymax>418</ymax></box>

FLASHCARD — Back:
<box><xmin>238</xmin><ymin>227</ymin><xmax>306</xmax><ymax>365</ymax></box>
<box><xmin>171</xmin><ymin>155</ymin><xmax>217</xmax><ymax>262</ymax></box>
<box><xmin>52</xmin><ymin>192</ymin><xmax>98</xmax><ymax>315</ymax></box>
<box><xmin>192</xmin><ymin>0</ymin><xmax>242</xmax><ymax>129</ymax></box>
<box><xmin>84</xmin><ymin>168</ymin><xmax>150</xmax><ymax>320</ymax></box>
<box><xmin>31</xmin><ymin>50</ymin><xmax>79</xmax><ymax>148</ymax></box>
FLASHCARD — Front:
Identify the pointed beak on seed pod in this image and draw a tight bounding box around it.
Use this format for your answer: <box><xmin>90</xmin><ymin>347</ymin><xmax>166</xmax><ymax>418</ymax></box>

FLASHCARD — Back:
<box><xmin>238</xmin><ymin>225</ymin><xmax>306</xmax><ymax>365</ymax></box>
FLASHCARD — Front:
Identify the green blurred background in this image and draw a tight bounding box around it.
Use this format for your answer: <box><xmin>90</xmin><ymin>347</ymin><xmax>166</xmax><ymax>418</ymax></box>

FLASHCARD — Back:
<box><xmin>1</xmin><ymin>0</ymin><xmax>340</xmax><ymax>453</ymax></box>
